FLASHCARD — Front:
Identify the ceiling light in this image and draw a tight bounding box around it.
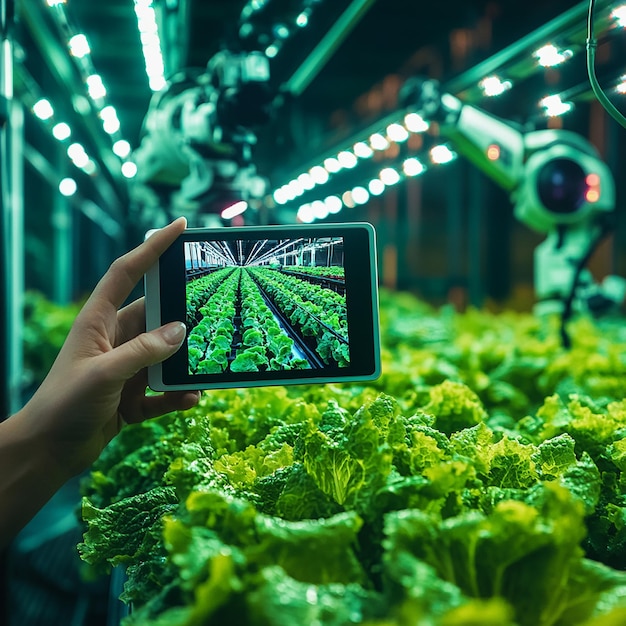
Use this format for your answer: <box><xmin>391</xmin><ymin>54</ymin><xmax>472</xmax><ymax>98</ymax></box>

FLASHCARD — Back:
<box><xmin>309</xmin><ymin>165</ymin><xmax>330</xmax><ymax>185</ymax></box>
<box><xmin>368</xmin><ymin>179</ymin><xmax>385</xmax><ymax>196</ymax></box>
<box><xmin>298</xmin><ymin>172</ymin><xmax>315</xmax><ymax>190</ymax></box>
<box><xmin>311</xmin><ymin>200</ymin><xmax>329</xmax><ymax>220</ymax></box>
<box><xmin>134</xmin><ymin>0</ymin><xmax>166</xmax><ymax>91</ymax></box>
<box><xmin>403</xmin><ymin>157</ymin><xmax>425</xmax><ymax>176</ymax></box>
<box><xmin>122</xmin><ymin>161</ymin><xmax>138</xmax><ymax>178</ymax></box>
<box><xmin>386</xmin><ymin>123</ymin><xmax>409</xmax><ymax>143</ymax></box>
<box><xmin>534</xmin><ymin>44</ymin><xmax>573</xmax><ymax>67</ymax></box>
<box><xmin>611</xmin><ymin>5</ymin><xmax>626</xmax><ymax>26</ymax></box>
<box><xmin>479</xmin><ymin>75</ymin><xmax>512</xmax><ymax>97</ymax></box>
<box><xmin>369</xmin><ymin>133</ymin><xmax>389</xmax><ymax>151</ymax></box>
<box><xmin>430</xmin><ymin>145</ymin><xmax>455</xmax><ymax>164</ymax></box>
<box><xmin>59</xmin><ymin>177</ymin><xmax>77</xmax><ymax>196</ymax></box>
<box><xmin>353</xmin><ymin>141</ymin><xmax>373</xmax><ymax>158</ymax></box>
<box><xmin>296</xmin><ymin>11</ymin><xmax>309</xmax><ymax>27</ymax></box>
<box><xmin>52</xmin><ymin>122</ymin><xmax>71</xmax><ymax>140</ymax></box>
<box><xmin>113</xmin><ymin>139</ymin><xmax>132</xmax><ymax>158</ymax></box>
<box><xmin>68</xmin><ymin>34</ymin><xmax>90</xmax><ymax>58</ymax></box>
<box><xmin>82</xmin><ymin>160</ymin><xmax>97</xmax><ymax>175</ymax></box>
<box><xmin>67</xmin><ymin>143</ymin><xmax>89</xmax><ymax>167</ymax></box>
<box><xmin>337</xmin><ymin>150</ymin><xmax>357</xmax><ymax>168</ymax></box>
<box><xmin>323</xmin><ymin>157</ymin><xmax>341</xmax><ymax>173</ymax></box>
<box><xmin>284</xmin><ymin>183</ymin><xmax>298</xmax><ymax>201</ymax></box>
<box><xmin>324</xmin><ymin>195</ymin><xmax>342</xmax><ymax>214</ymax></box>
<box><xmin>33</xmin><ymin>98</ymin><xmax>54</xmax><ymax>120</ymax></box>
<box><xmin>221</xmin><ymin>201</ymin><xmax>248</xmax><ymax>219</ymax></box>
<box><xmin>379</xmin><ymin>167</ymin><xmax>400</xmax><ymax>185</ymax></box>
<box><xmin>342</xmin><ymin>190</ymin><xmax>356</xmax><ymax>208</ymax></box>
<box><xmin>86</xmin><ymin>74</ymin><xmax>106</xmax><ymax>99</ymax></box>
<box><xmin>288</xmin><ymin>179</ymin><xmax>304</xmax><ymax>197</ymax></box>
<box><xmin>273</xmin><ymin>187</ymin><xmax>289</xmax><ymax>205</ymax></box>
<box><xmin>273</xmin><ymin>24</ymin><xmax>290</xmax><ymax>39</ymax></box>
<box><xmin>540</xmin><ymin>94</ymin><xmax>573</xmax><ymax>117</ymax></box>
<box><xmin>297</xmin><ymin>204</ymin><xmax>315</xmax><ymax>223</ymax></box>
<box><xmin>351</xmin><ymin>186</ymin><xmax>370</xmax><ymax>205</ymax></box>
<box><xmin>100</xmin><ymin>105</ymin><xmax>120</xmax><ymax>134</ymax></box>
<box><xmin>404</xmin><ymin>112</ymin><xmax>429</xmax><ymax>133</ymax></box>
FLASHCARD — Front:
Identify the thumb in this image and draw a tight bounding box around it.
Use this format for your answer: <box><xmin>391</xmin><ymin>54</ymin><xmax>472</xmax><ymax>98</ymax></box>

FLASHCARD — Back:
<box><xmin>103</xmin><ymin>321</ymin><xmax>187</xmax><ymax>381</ymax></box>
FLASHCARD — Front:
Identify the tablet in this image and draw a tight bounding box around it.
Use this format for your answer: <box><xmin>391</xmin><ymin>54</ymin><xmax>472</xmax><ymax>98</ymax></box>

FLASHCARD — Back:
<box><xmin>145</xmin><ymin>222</ymin><xmax>380</xmax><ymax>390</ymax></box>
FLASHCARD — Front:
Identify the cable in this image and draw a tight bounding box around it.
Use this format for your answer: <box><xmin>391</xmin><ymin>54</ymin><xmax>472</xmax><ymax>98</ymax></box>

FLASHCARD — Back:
<box><xmin>586</xmin><ymin>0</ymin><xmax>626</xmax><ymax>129</ymax></box>
<box><xmin>559</xmin><ymin>217</ymin><xmax>612</xmax><ymax>348</ymax></box>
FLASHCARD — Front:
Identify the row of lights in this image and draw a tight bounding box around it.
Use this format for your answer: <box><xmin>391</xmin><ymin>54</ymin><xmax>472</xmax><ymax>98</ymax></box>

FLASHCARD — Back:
<box><xmin>275</xmin><ymin>5</ymin><xmax>626</xmax><ymax>222</ymax></box>
<box><xmin>134</xmin><ymin>0</ymin><xmax>166</xmax><ymax>92</ymax></box>
<box><xmin>297</xmin><ymin>148</ymin><xmax>455</xmax><ymax>223</ymax></box>
<box><xmin>476</xmin><ymin>6</ymin><xmax>626</xmax><ymax>105</ymax></box>
<box><xmin>479</xmin><ymin>72</ymin><xmax>577</xmax><ymax>117</ymax></box>
<box><xmin>239</xmin><ymin>0</ymin><xmax>318</xmax><ymax>59</ymax></box>
<box><xmin>32</xmin><ymin>98</ymin><xmax>132</xmax><ymax>161</ymax></box>
<box><xmin>272</xmin><ymin>111</ymin><xmax>429</xmax><ymax>206</ymax></box>
<box><xmin>40</xmin><ymin>0</ymin><xmax>139</xmax><ymax>197</ymax></box>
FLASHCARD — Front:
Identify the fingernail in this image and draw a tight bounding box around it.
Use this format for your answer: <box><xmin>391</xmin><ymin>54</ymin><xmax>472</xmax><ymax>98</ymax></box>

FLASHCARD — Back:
<box><xmin>171</xmin><ymin>216</ymin><xmax>187</xmax><ymax>228</ymax></box>
<box><xmin>161</xmin><ymin>321</ymin><xmax>186</xmax><ymax>346</ymax></box>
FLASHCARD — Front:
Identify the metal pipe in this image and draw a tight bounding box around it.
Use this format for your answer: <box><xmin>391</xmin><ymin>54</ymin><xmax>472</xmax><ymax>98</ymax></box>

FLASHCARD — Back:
<box><xmin>284</xmin><ymin>0</ymin><xmax>376</xmax><ymax>97</ymax></box>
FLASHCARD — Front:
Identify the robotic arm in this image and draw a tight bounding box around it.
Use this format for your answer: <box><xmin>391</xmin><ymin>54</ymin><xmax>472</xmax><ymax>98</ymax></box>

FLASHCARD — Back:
<box><xmin>403</xmin><ymin>78</ymin><xmax>625</xmax><ymax>322</ymax></box>
<box><xmin>132</xmin><ymin>50</ymin><xmax>274</xmax><ymax>222</ymax></box>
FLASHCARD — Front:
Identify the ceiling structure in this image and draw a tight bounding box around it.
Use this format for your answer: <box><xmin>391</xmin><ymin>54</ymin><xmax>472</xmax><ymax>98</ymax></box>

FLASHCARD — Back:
<box><xmin>11</xmin><ymin>0</ymin><xmax>624</xmax><ymax>225</ymax></box>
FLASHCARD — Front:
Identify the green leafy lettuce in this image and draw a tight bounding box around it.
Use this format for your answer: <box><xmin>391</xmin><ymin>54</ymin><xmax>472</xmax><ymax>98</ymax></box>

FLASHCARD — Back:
<box><xmin>77</xmin><ymin>290</ymin><xmax>626</xmax><ymax>626</ymax></box>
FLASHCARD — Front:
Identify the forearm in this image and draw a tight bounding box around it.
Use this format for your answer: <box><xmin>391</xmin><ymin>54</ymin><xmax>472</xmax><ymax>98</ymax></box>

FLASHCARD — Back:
<box><xmin>0</xmin><ymin>408</ymin><xmax>70</xmax><ymax>549</ymax></box>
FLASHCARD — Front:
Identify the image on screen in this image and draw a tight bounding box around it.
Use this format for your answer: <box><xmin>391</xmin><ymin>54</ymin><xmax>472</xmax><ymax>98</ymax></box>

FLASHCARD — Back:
<box><xmin>184</xmin><ymin>236</ymin><xmax>349</xmax><ymax>375</ymax></box>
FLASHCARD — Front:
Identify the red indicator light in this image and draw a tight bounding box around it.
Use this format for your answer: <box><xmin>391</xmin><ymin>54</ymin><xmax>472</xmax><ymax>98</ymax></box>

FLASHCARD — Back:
<box><xmin>585</xmin><ymin>172</ymin><xmax>600</xmax><ymax>202</ymax></box>
<box><xmin>487</xmin><ymin>144</ymin><xmax>500</xmax><ymax>160</ymax></box>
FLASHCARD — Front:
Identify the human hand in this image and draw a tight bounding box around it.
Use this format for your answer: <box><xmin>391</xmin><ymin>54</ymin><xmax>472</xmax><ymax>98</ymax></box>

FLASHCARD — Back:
<box><xmin>18</xmin><ymin>216</ymin><xmax>200</xmax><ymax>479</ymax></box>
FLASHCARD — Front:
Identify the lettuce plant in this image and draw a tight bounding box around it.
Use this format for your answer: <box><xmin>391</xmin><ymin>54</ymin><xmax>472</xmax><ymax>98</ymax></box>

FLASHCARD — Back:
<box><xmin>78</xmin><ymin>291</ymin><xmax>626</xmax><ymax>625</ymax></box>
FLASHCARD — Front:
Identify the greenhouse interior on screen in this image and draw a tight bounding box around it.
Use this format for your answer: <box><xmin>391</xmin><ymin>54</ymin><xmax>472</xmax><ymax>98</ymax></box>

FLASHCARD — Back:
<box><xmin>3</xmin><ymin>1</ymin><xmax>626</xmax><ymax>626</ymax></box>
<box><xmin>184</xmin><ymin>237</ymin><xmax>348</xmax><ymax>373</ymax></box>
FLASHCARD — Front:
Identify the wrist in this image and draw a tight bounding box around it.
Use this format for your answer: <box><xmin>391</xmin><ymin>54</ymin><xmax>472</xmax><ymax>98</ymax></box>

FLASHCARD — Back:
<box><xmin>0</xmin><ymin>408</ymin><xmax>71</xmax><ymax>547</ymax></box>
<box><xmin>1</xmin><ymin>406</ymin><xmax>72</xmax><ymax>484</ymax></box>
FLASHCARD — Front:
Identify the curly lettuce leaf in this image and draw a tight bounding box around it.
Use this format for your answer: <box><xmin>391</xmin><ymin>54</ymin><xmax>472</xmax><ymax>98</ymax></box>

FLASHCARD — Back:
<box><xmin>78</xmin><ymin>486</ymin><xmax>178</xmax><ymax>570</ymax></box>
<box><xmin>383</xmin><ymin>483</ymin><xmax>590</xmax><ymax>626</ymax></box>
<box><xmin>301</xmin><ymin>396</ymin><xmax>395</xmax><ymax>513</ymax></box>
<box><xmin>245</xmin><ymin>566</ymin><xmax>385</xmax><ymax>626</ymax></box>
<box><xmin>422</xmin><ymin>381</ymin><xmax>488</xmax><ymax>435</ymax></box>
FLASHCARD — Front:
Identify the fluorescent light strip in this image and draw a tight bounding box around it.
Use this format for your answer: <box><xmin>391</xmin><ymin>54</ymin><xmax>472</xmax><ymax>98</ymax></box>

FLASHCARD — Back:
<box><xmin>133</xmin><ymin>0</ymin><xmax>166</xmax><ymax>92</ymax></box>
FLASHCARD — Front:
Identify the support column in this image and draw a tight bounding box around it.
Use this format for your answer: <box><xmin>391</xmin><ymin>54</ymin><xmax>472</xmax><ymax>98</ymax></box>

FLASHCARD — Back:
<box><xmin>467</xmin><ymin>167</ymin><xmax>485</xmax><ymax>307</ymax></box>
<box><xmin>52</xmin><ymin>158</ymin><xmax>73</xmax><ymax>305</ymax></box>
<box><xmin>1</xmin><ymin>0</ymin><xmax>24</xmax><ymax>417</ymax></box>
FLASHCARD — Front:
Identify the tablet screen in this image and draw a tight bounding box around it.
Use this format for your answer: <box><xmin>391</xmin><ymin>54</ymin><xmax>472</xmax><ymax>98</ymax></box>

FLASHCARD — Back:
<box><xmin>146</xmin><ymin>222</ymin><xmax>380</xmax><ymax>390</ymax></box>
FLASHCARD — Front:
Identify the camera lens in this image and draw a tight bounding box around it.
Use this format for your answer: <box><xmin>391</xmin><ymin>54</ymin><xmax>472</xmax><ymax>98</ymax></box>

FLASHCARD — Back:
<box><xmin>536</xmin><ymin>158</ymin><xmax>587</xmax><ymax>214</ymax></box>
